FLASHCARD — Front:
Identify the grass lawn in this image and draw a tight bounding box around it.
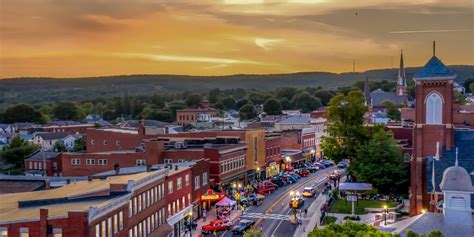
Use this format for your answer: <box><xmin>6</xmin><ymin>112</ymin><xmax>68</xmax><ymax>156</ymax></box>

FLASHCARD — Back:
<box><xmin>329</xmin><ymin>199</ymin><xmax>398</xmax><ymax>215</ymax></box>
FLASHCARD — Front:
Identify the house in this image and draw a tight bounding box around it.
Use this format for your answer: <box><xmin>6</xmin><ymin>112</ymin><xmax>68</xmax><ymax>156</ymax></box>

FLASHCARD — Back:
<box><xmin>0</xmin><ymin>124</ymin><xmax>16</xmax><ymax>134</ymax></box>
<box><xmin>62</xmin><ymin>134</ymin><xmax>81</xmax><ymax>151</ymax></box>
<box><xmin>33</xmin><ymin>132</ymin><xmax>68</xmax><ymax>151</ymax></box>
<box><xmin>24</xmin><ymin>151</ymin><xmax>61</xmax><ymax>176</ymax></box>
<box><xmin>176</xmin><ymin>108</ymin><xmax>218</xmax><ymax>126</ymax></box>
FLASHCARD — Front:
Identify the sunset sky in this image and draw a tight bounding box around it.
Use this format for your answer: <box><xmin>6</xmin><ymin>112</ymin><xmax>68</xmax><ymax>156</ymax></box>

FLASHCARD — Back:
<box><xmin>0</xmin><ymin>0</ymin><xmax>473</xmax><ymax>78</ymax></box>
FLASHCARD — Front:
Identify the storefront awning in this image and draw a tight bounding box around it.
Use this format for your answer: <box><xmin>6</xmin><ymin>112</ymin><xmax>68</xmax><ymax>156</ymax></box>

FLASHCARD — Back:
<box><xmin>167</xmin><ymin>205</ymin><xmax>193</xmax><ymax>225</ymax></box>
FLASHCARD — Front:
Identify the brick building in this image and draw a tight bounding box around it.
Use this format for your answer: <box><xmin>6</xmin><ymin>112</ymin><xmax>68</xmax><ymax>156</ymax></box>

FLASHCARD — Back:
<box><xmin>175</xmin><ymin>109</ymin><xmax>218</xmax><ymax>126</ymax></box>
<box><xmin>0</xmin><ymin>167</ymin><xmax>194</xmax><ymax>237</ymax></box>
<box><xmin>264</xmin><ymin>133</ymin><xmax>282</xmax><ymax>177</ymax></box>
<box><xmin>42</xmin><ymin>124</ymin><xmax>95</xmax><ymax>135</ymax></box>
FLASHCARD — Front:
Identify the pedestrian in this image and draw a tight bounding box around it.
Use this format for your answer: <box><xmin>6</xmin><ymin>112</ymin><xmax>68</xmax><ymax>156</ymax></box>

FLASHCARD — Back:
<box><xmin>304</xmin><ymin>208</ymin><xmax>308</xmax><ymax>218</ymax></box>
<box><xmin>202</xmin><ymin>209</ymin><xmax>207</xmax><ymax>222</ymax></box>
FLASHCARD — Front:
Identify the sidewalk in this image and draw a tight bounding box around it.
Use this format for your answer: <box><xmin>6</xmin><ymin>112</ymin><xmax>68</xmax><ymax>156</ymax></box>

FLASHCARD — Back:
<box><xmin>292</xmin><ymin>193</ymin><xmax>329</xmax><ymax>237</ymax></box>
<box><xmin>191</xmin><ymin>207</ymin><xmax>241</xmax><ymax>237</ymax></box>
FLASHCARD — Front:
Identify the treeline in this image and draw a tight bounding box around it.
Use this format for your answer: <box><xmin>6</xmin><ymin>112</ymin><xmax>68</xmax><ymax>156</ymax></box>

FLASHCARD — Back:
<box><xmin>0</xmin><ymin>80</ymin><xmax>400</xmax><ymax>124</ymax></box>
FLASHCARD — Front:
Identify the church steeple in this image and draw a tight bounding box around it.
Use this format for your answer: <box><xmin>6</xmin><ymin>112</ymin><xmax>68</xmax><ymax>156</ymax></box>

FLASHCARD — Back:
<box><xmin>364</xmin><ymin>76</ymin><xmax>371</xmax><ymax>106</ymax></box>
<box><xmin>396</xmin><ymin>49</ymin><xmax>407</xmax><ymax>97</ymax></box>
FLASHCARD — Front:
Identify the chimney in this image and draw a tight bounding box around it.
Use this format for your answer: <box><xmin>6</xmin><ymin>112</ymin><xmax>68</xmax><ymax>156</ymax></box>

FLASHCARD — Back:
<box><xmin>138</xmin><ymin>119</ymin><xmax>145</xmax><ymax>135</ymax></box>
<box><xmin>42</xmin><ymin>179</ymin><xmax>50</xmax><ymax>190</ymax></box>
<box><xmin>114</xmin><ymin>163</ymin><xmax>120</xmax><ymax>175</ymax></box>
<box><xmin>146</xmin><ymin>164</ymin><xmax>152</xmax><ymax>172</ymax></box>
<box><xmin>39</xmin><ymin>209</ymin><xmax>49</xmax><ymax>237</ymax></box>
<box><xmin>175</xmin><ymin>165</ymin><xmax>178</xmax><ymax>171</ymax></box>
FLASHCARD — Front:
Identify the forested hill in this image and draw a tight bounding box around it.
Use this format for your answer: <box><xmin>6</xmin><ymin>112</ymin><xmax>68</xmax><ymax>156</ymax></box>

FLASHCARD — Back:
<box><xmin>1</xmin><ymin>65</ymin><xmax>473</xmax><ymax>105</ymax></box>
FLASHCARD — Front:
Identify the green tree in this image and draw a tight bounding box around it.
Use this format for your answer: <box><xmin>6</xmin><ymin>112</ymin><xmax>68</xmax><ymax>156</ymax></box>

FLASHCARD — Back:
<box><xmin>308</xmin><ymin>222</ymin><xmax>399</xmax><ymax>237</ymax></box>
<box><xmin>351</xmin><ymin>125</ymin><xmax>408</xmax><ymax>194</ymax></box>
<box><xmin>141</xmin><ymin>108</ymin><xmax>173</xmax><ymax>122</ymax></box>
<box><xmin>82</xmin><ymin>102</ymin><xmax>94</xmax><ymax>115</ymax></box>
<box><xmin>243</xmin><ymin>227</ymin><xmax>263</xmax><ymax>237</ymax></box>
<box><xmin>3</xmin><ymin>104</ymin><xmax>44</xmax><ymax>123</ymax></box>
<box><xmin>239</xmin><ymin>103</ymin><xmax>257</xmax><ymax>120</ymax></box>
<box><xmin>52</xmin><ymin>141</ymin><xmax>67</xmax><ymax>152</ymax></box>
<box><xmin>221</xmin><ymin>97</ymin><xmax>236</xmax><ymax>110</ymax></box>
<box><xmin>314</xmin><ymin>90</ymin><xmax>335</xmax><ymax>106</ymax></box>
<box><xmin>275</xmin><ymin>87</ymin><xmax>299</xmax><ymax>100</ymax></box>
<box><xmin>247</xmin><ymin>92</ymin><xmax>270</xmax><ymax>105</ymax></box>
<box><xmin>279</xmin><ymin>98</ymin><xmax>292</xmax><ymax>110</ymax></box>
<box><xmin>382</xmin><ymin>100</ymin><xmax>401</xmax><ymax>121</ymax></box>
<box><xmin>291</xmin><ymin>92</ymin><xmax>322</xmax><ymax>112</ymax></box>
<box><xmin>236</xmin><ymin>99</ymin><xmax>250</xmax><ymax>110</ymax></box>
<box><xmin>208</xmin><ymin>88</ymin><xmax>221</xmax><ymax>104</ymax></box>
<box><xmin>185</xmin><ymin>93</ymin><xmax>202</xmax><ymax>108</ymax></box>
<box><xmin>53</xmin><ymin>102</ymin><xmax>82</xmax><ymax>120</ymax></box>
<box><xmin>150</xmin><ymin>93</ymin><xmax>166</xmax><ymax>108</ymax></box>
<box><xmin>73</xmin><ymin>137</ymin><xmax>86</xmax><ymax>152</ymax></box>
<box><xmin>321</xmin><ymin>90</ymin><xmax>368</xmax><ymax>163</ymax></box>
<box><xmin>263</xmin><ymin>98</ymin><xmax>282</xmax><ymax>115</ymax></box>
<box><xmin>1</xmin><ymin>136</ymin><xmax>38</xmax><ymax>168</ymax></box>
<box><xmin>168</xmin><ymin>100</ymin><xmax>186</xmax><ymax>119</ymax></box>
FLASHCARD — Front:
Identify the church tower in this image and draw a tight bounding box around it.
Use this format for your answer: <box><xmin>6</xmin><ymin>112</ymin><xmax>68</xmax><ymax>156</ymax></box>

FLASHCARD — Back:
<box><xmin>396</xmin><ymin>49</ymin><xmax>407</xmax><ymax>97</ymax></box>
<box><xmin>410</xmin><ymin>41</ymin><xmax>457</xmax><ymax>215</ymax></box>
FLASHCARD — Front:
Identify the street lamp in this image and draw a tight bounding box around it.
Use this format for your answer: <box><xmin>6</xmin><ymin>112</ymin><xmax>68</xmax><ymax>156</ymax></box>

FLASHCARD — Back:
<box><xmin>421</xmin><ymin>209</ymin><xmax>426</xmax><ymax>214</ymax></box>
<box><xmin>290</xmin><ymin>191</ymin><xmax>294</xmax><ymax>197</ymax></box>
<box><xmin>383</xmin><ymin>205</ymin><xmax>388</xmax><ymax>225</ymax></box>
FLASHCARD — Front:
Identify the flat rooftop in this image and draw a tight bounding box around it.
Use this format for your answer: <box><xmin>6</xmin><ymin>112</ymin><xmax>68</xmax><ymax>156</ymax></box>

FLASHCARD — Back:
<box><xmin>0</xmin><ymin>167</ymin><xmax>186</xmax><ymax>223</ymax></box>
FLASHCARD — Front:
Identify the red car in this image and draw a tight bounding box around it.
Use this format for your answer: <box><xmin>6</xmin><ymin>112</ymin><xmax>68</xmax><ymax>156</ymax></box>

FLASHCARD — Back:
<box><xmin>255</xmin><ymin>181</ymin><xmax>277</xmax><ymax>195</ymax></box>
<box><xmin>295</xmin><ymin>169</ymin><xmax>309</xmax><ymax>177</ymax></box>
<box><xmin>202</xmin><ymin>218</ymin><xmax>231</xmax><ymax>234</ymax></box>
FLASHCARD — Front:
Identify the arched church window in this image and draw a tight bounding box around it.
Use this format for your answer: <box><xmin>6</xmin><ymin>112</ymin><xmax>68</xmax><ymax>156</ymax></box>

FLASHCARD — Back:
<box><xmin>426</xmin><ymin>93</ymin><xmax>442</xmax><ymax>124</ymax></box>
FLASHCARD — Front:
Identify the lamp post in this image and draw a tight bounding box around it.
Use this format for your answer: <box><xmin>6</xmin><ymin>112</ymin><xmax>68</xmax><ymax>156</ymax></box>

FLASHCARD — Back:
<box><xmin>383</xmin><ymin>205</ymin><xmax>387</xmax><ymax>226</ymax></box>
<box><xmin>256</xmin><ymin>167</ymin><xmax>261</xmax><ymax>181</ymax></box>
<box><xmin>187</xmin><ymin>210</ymin><xmax>193</xmax><ymax>237</ymax></box>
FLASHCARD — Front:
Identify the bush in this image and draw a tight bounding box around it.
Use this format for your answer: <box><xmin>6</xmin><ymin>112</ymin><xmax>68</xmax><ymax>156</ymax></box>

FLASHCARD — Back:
<box><xmin>343</xmin><ymin>215</ymin><xmax>360</xmax><ymax>221</ymax></box>
<box><xmin>323</xmin><ymin>216</ymin><xmax>337</xmax><ymax>225</ymax></box>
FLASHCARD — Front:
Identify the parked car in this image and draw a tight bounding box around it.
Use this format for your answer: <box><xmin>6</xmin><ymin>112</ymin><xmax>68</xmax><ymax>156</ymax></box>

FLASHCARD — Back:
<box><xmin>282</xmin><ymin>175</ymin><xmax>296</xmax><ymax>184</ymax></box>
<box><xmin>255</xmin><ymin>181</ymin><xmax>277</xmax><ymax>195</ymax></box>
<box><xmin>304</xmin><ymin>166</ymin><xmax>319</xmax><ymax>173</ymax></box>
<box><xmin>288</xmin><ymin>173</ymin><xmax>301</xmax><ymax>180</ymax></box>
<box><xmin>271</xmin><ymin>176</ymin><xmax>285</xmax><ymax>187</ymax></box>
<box><xmin>313</xmin><ymin>162</ymin><xmax>326</xmax><ymax>169</ymax></box>
<box><xmin>337</xmin><ymin>162</ymin><xmax>347</xmax><ymax>169</ymax></box>
<box><xmin>302</xmin><ymin>186</ymin><xmax>317</xmax><ymax>197</ymax></box>
<box><xmin>321</xmin><ymin>161</ymin><xmax>334</xmax><ymax>167</ymax></box>
<box><xmin>294</xmin><ymin>169</ymin><xmax>309</xmax><ymax>177</ymax></box>
<box><xmin>202</xmin><ymin>218</ymin><xmax>231</xmax><ymax>234</ymax></box>
<box><xmin>231</xmin><ymin>219</ymin><xmax>255</xmax><ymax>235</ymax></box>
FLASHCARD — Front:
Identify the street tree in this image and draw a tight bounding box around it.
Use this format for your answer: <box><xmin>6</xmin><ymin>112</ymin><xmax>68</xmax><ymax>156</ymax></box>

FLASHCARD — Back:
<box><xmin>381</xmin><ymin>100</ymin><xmax>401</xmax><ymax>121</ymax></box>
<box><xmin>321</xmin><ymin>90</ymin><xmax>368</xmax><ymax>163</ymax></box>
<box><xmin>52</xmin><ymin>141</ymin><xmax>67</xmax><ymax>152</ymax></box>
<box><xmin>73</xmin><ymin>137</ymin><xmax>86</xmax><ymax>151</ymax></box>
<box><xmin>351</xmin><ymin>125</ymin><xmax>408</xmax><ymax>194</ymax></box>
<box><xmin>263</xmin><ymin>98</ymin><xmax>282</xmax><ymax>115</ymax></box>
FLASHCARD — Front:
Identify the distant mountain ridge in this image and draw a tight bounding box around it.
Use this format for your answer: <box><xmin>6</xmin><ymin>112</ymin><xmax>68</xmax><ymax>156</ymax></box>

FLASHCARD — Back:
<box><xmin>1</xmin><ymin>65</ymin><xmax>473</xmax><ymax>106</ymax></box>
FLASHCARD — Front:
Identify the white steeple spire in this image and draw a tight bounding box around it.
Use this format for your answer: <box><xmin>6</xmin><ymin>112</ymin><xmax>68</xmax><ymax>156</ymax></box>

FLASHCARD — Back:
<box><xmin>398</xmin><ymin>49</ymin><xmax>406</xmax><ymax>87</ymax></box>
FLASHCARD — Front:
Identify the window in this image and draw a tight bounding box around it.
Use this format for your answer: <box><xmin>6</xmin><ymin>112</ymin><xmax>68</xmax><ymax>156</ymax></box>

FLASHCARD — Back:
<box><xmin>426</xmin><ymin>93</ymin><xmax>443</xmax><ymax>124</ymax></box>
<box><xmin>168</xmin><ymin>181</ymin><xmax>174</xmax><ymax>193</ymax></box>
<box><xmin>136</xmin><ymin>159</ymin><xmax>146</xmax><ymax>166</ymax></box>
<box><xmin>113</xmin><ymin>214</ymin><xmax>118</xmax><ymax>233</ymax></box>
<box><xmin>71</xmin><ymin>158</ymin><xmax>80</xmax><ymax>165</ymax></box>
<box><xmin>119</xmin><ymin>211</ymin><xmax>124</xmax><ymax>230</ymax></box>
<box><xmin>133</xmin><ymin>197</ymin><xmax>137</xmax><ymax>214</ymax></box>
<box><xmin>116</xmin><ymin>140</ymin><xmax>120</xmax><ymax>146</ymax></box>
<box><xmin>202</xmin><ymin>172</ymin><xmax>208</xmax><ymax>186</ymax></box>
<box><xmin>107</xmin><ymin>217</ymin><xmax>112</xmax><ymax>237</ymax></box>
<box><xmin>98</xmin><ymin>159</ymin><xmax>107</xmax><ymax>165</ymax></box>
<box><xmin>182</xmin><ymin>196</ymin><xmax>186</xmax><ymax>208</ymax></box>
<box><xmin>164</xmin><ymin>159</ymin><xmax>172</xmax><ymax>164</ymax></box>
<box><xmin>129</xmin><ymin>200</ymin><xmax>133</xmax><ymax>217</ymax></box>
<box><xmin>185</xmin><ymin>174</ymin><xmax>190</xmax><ymax>186</ymax></box>
<box><xmin>101</xmin><ymin>221</ymin><xmax>106</xmax><ymax>237</ymax></box>
<box><xmin>95</xmin><ymin>225</ymin><xmax>100</xmax><ymax>237</ymax></box>
<box><xmin>0</xmin><ymin>228</ymin><xmax>7</xmax><ymax>237</ymax></box>
<box><xmin>177</xmin><ymin>177</ymin><xmax>182</xmax><ymax>190</ymax></box>
<box><xmin>138</xmin><ymin>195</ymin><xmax>142</xmax><ymax>211</ymax></box>
<box><xmin>91</xmin><ymin>139</ymin><xmax>95</xmax><ymax>145</ymax></box>
<box><xmin>194</xmin><ymin>175</ymin><xmax>200</xmax><ymax>190</ymax></box>
<box><xmin>103</xmin><ymin>140</ymin><xmax>108</xmax><ymax>145</ymax></box>
<box><xmin>86</xmin><ymin>159</ymin><xmax>95</xmax><ymax>165</ymax></box>
<box><xmin>38</xmin><ymin>162</ymin><xmax>42</xmax><ymax>170</ymax></box>
<box><xmin>29</xmin><ymin>162</ymin><xmax>33</xmax><ymax>170</ymax></box>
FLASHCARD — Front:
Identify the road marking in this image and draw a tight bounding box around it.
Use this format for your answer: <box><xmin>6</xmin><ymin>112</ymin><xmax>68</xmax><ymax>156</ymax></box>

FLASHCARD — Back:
<box><xmin>240</xmin><ymin>212</ymin><xmax>290</xmax><ymax>220</ymax></box>
<box><xmin>254</xmin><ymin>168</ymin><xmax>333</xmax><ymax>226</ymax></box>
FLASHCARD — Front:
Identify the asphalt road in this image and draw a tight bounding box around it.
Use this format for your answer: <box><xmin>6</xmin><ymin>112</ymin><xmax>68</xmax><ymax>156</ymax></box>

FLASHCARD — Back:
<box><xmin>223</xmin><ymin>166</ymin><xmax>337</xmax><ymax>237</ymax></box>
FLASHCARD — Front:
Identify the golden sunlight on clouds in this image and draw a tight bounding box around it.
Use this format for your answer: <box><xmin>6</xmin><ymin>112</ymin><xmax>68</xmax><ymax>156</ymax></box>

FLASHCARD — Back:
<box><xmin>0</xmin><ymin>0</ymin><xmax>472</xmax><ymax>78</ymax></box>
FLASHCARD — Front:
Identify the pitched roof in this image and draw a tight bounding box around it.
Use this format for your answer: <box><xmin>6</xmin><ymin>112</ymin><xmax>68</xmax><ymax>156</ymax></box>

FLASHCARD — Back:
<box><xmin>122</xmin><ymin>119</ymin><xmax>169</xmax><ymax>128</ymax></box>
<box><xmin>370</xmin><ymin>89</ymin><xmax>405</xmax><ymax>107</ymax></box>
<box><xmin>278</xmin><ymin>115</ymin><xmax>311</xmax><ymax>125</ymax></box>
<box><xmin>426</xmin><ymin>129</ymin><xmax>474</xmax><ymax>206</ymax></box>
<box><xmin>25</xmin><ymin>150</ymin><xmax>60</xmax><ymax>161</ymax></box>
<box><xmin>414</xmin><ymin>56</ymin><xmax>457</xmax><ymax>80</ymax></box>
<box><xmin>35</xmin><ymin>132</ymin><xmax>68</xmax><ymax>140</ymax></box>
